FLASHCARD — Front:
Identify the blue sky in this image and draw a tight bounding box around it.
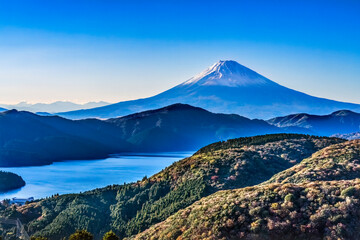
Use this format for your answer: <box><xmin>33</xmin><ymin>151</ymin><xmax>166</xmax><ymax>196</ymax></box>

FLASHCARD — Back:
<box><xmin>0</xmin><ymin>0</ymin><xmax>359</xmax><ymax>104</ymax></box>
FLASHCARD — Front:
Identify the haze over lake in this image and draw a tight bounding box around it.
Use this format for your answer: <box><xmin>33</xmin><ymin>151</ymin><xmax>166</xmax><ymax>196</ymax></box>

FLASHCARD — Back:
<box><xmin>0</xmin><ymin>152</ymin><xmax>192</xmax><ymax>200</ymax></box>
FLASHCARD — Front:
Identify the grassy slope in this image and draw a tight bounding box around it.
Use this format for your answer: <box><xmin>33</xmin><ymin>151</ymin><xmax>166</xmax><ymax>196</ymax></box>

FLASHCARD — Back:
<box><xmin>267</xmin><ymin>140</ymin><xmax>360</xmax><ymax>184</ymax></box>
<box><xmin>131</xmin><ymin>180</ymin><xmax>360</xmax><ymax>240</ymax></box>
<box><xmin>0</xmin><ymin>134</ymin><xmax>341</xmax><ymax>240</ymax></box>
<box><xmin>130</xmin><ymin>140</ymin><xmax>360</xmax><ymax>240</ymax></box>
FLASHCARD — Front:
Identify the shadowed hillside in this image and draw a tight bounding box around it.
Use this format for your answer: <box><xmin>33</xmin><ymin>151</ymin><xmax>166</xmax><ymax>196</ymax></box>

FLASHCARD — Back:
<box><xmin>0</xmin><ymin>110</ymin><xmax>131</xmax><ymax>166</ymax></box>
<box><xmin>0</xmin><ymin>171</ymin><xmax>25</xmax><ymax>192</ymax></box>
<box><xmin>106</xmin><ymin>104</ymin><xmax>289</xmax><ymax>152</ymax></box>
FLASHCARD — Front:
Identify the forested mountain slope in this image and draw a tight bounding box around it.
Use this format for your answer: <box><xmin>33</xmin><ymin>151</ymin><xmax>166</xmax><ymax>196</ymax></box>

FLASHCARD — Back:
<box><xmin>130</xmin><ymin>140</ymin><xmax>360</xmax><ymax>240</ymax></box>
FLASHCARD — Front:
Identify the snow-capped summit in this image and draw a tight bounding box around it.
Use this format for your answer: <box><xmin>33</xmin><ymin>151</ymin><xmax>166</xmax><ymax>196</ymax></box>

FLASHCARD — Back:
<box><xmin>58</xmin><ymin>60</ymin><xmax>360</xmax><ymax>120</ymax></box>
<box><xmin>183</xmin><ymin>60</ymin><xmax>274</xmax><ymax>87</ymax></box>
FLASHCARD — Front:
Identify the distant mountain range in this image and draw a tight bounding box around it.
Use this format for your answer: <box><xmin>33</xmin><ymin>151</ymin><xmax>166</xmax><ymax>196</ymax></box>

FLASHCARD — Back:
<box><xmin>2</xmin><ymin>103</ymin><xmax>360</xmax><ymax>167</ymax></box>
<box><xmin>0</xmin><ymin>104</ymin><xmax>290</xmax><ymax>167</ymax></box>
<box><xmin>0</xmin><ymin>101</ymin><xmax>110</xmax><ymax>113</ymax></box>
<box><xmin>332</xmin><ymin>132</ymin><xmax>360</xmax><ymax>140</ymax></box>
<box><xmin>0</xmin><ymin>107</ymin><xmax>6</xmax><ymax>112</ymax></box>
<box><xmin>58</xmin><ymin>60</ymin><xmax>360</xmax><ymax>120</ymax></box>
<box><xmin>105</xmin><ymin>103</ymin><xmax>286</xmax><ymax>152</ymax></box>
<box><xmin>268</xmin><ymin>110</ymin><xmax>360</xmax><ymax>136</ymax></box>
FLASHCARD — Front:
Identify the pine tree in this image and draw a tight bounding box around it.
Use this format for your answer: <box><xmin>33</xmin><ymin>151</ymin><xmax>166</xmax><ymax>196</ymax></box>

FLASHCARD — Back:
<box><xmin>102</xmin><ymin>230</ymin><xmax>120</xmax><ymax>240</ymax></box>
<box><xmin>69</xmin><ymin>230</ymin><xmax>93</xmax><ymax>240</ymax></box>
<box><xmin>30</xmin><ymin>237</ymin><xmax>48</xmax><ymax>240</ymax></box>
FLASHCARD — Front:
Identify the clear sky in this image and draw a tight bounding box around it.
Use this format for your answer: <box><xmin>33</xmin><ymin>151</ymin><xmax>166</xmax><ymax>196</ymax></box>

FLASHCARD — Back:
<box><xmin>0</xmin><ymin>0</ymin><xmax>359</xmax><ymax>104</ymax></box>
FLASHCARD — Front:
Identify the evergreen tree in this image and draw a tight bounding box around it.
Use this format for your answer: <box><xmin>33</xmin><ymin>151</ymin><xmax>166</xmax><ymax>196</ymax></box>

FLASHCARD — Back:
<box><xmin>102</xmin><ymin>230</ymin><xmax>120</xmax><ymax>240</ymax></box>
<box><xmin>69</xmin><ymin>230</ymin><xmax>93</xmax><ymax>240</ymax></box>
<box><xmin>30</xmin><ymin>237</ymin><xmax>48</xmax><ymax>240</ymax></box>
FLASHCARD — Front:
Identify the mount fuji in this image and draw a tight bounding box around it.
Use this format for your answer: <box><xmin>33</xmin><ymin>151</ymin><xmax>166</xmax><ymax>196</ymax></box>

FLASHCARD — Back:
<box><xmin>58</xmin><ymin>60</ymin><xmax>360</xmax><ymax>119</ymax></box>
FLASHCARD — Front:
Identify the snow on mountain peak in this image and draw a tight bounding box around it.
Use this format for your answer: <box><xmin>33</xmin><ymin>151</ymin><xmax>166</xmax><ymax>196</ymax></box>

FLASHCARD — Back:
<box><xmin>183</xmin><ymin>60</ymin><xmax>274</xmax><ymax>87</ymax></box>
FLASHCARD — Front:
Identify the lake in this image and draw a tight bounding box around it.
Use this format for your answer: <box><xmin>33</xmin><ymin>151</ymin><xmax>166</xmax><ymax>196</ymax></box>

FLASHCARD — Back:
<box><xmin>0</xmin><ymin>152</ymin><xmax>192</xmax><ymax>200</ymax></box>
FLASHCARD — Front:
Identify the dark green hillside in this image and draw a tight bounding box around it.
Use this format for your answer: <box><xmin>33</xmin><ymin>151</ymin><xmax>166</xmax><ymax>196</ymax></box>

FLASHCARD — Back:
<box><xmin>150</xmin><ymin>134</ymin><xmax>342</xmax><ymax>192</ymax></box>
<box><xmin>0</xmin><ymin>171</ymin><xmax>25</xmax><ymax>192</ymax></box>
<box><xmin>196</xmin><ymin>133</ymin><xmax>328</xmax><ymax>154</ymax></box>
<box><xmin>0</xmin><ymin>134</ymin><xmax>341</xmax><ymax>239</ymax></box>
<box><xmin>130</xmin><ymin>140</ymin><xmax>360</xmax><ymax>240</ymax></box>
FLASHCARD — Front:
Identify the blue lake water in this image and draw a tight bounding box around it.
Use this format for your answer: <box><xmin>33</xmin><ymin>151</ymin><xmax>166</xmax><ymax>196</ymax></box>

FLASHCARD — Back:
<box><xmin>0</xmin><ymin>152</ymin><xmax>192</xmax><ymax>200</ymax></box>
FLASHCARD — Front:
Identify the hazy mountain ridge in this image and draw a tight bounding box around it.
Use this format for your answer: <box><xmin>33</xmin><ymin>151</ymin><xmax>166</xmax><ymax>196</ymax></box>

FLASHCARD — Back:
<box><xmin>332</xmin><ymin>132</ymin><xmax>360</xmax><ymax>140</ymax></box>
<box><xmin>268</xmin><ymin>110</ymin><xmax>360</xmax><ymax>136</ymax></box>
<box><xmin>58</xmin><ymin>60</ymin><xmax>360</xmax><ymax>120</ymax></box>
<box><xmin>1</xmin><ymin>134</ymin><xmax>341</xmax><ymax>239</ymax></box>
<box><xmin>0</xmin><ymin>101</ymin><xmax>110</xmax><ymax>113</ymax></box>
